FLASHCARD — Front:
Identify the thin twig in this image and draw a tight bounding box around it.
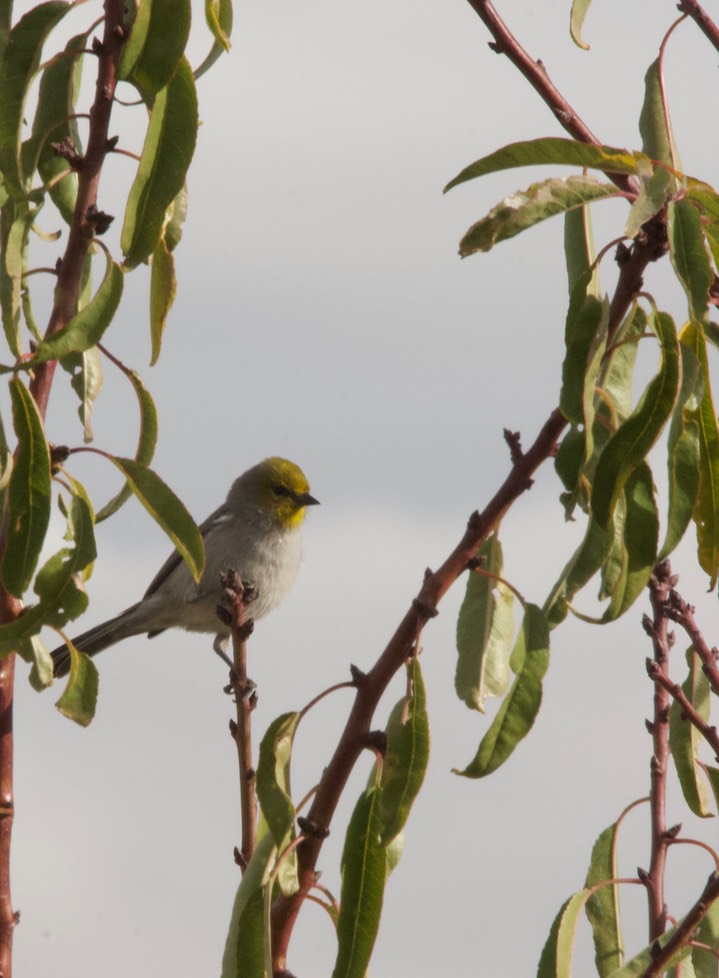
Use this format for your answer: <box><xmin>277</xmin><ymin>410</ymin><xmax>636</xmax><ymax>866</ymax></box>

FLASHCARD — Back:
<box><xmin>642</xmin><ymin>872</ymin><xmax>719</xmax><ymax>978</ymax></box>
<box><xmin>643</xmin><ymin>560</ymin><xmax>676</xmax><ymax>942</ymax></box>
<box><xmin>224</xmin><ymin>572</ymin><xmax>258</xmax><ymax>869</ymax></box>
<box><xmin>678</xmin><ymin>0</ymin><xmax>719</xmax><ymax>53</ymax></box>
<box><xmin>662</xmin><ymin>590</ymin><xmax>719</xmax><ymax>698</ymax></box>
<box><xmin>462</xmin><ymin>0</ymin><xmax>639</xmax><ymax>196</ymax></box>
<box><xmin>645</xmin><ymin>658</ymin><xmax>719</xmax><ymax>762</ymax></box>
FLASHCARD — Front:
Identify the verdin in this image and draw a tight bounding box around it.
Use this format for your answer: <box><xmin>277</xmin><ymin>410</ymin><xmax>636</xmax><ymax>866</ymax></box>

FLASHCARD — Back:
<box><xmin>51</xmin><ymin>457</ymin><xmax>319</xmax><ymax>677</ymax></box>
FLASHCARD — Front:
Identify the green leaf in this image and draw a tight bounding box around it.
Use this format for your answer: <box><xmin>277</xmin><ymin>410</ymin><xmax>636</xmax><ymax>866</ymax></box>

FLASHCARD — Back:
<box><xmin>659</xmin><ymin>341</ymin><xmax>701</xmax><ymax>560</ymax></box>
<box><xmin>0</xmin><ymin>200</ymin><xmax>21</xmax><ymax>354</ymax></box>
<box><xmin>28</xmin><ymin>29</ymin><xmax>86</xmax><ymax>223</ymax></box>
<box><xmin>2</xmin><ymin>377</ymin><xmax>51</xmax><ymax>596</ymax></box>
<box><xmin>592</xmin><ymin>310</ymin><xmax>679</xmax><ymax>527</ymax></box>
<box><xmin>670</xmin><ymin>648</ymin><xmax>712</xmax><ymax>818</ymax></box>
<box><xmin>455</xmin><ymin>534</ymin><xmax>514</xmax><ymax>711</ymax></box>
<box><xmin>537</xmin><ymin>890</ymin><xmax>590</xmax><ymax>978</ymax></box>
<box><xmin>54</xmin><ymin>639</ymin><xmax>98</xmax><ymax>726</ymax></box>
<box><xmin>121</xmin><ymin>57</ymin><xmax>198</xmax><ymax>268</ymax></box>
<box><xmin>681</xmin><ymin>321</ymin><xmax>719</xmax><ymax>587</ymax></box>
<box><xmin>68</xmin><ymin>346</ymin><xmax>104</xmax><ymax>444</ymax></box>
<box><xmin>33</xmin><ymin>253</ymin><xmax>123</xmax><ymax>362</ymax></box>
<box><xmin>0</xmin><ymin>1</ymin><xmax>69</xmax><ymax>196</ymax></box>
<box><xmin>454</xmin><ymin>604</ymin><xmax>549</xmax><ymax>778</ymax></box>
<box><xmin>25</xmin><ymin>633</ymin><xmax>53</xmax><ymax>690</ymax></box>
<box><xmin>3</xmin><ymin>203</ymin><xmax>37</xmax><ymax>357</ymax></box>
<box><xmin>564</xmin><ymin>205</ymin><xmax>598</xmax><ymax>298</ymax></box>
<box><xmin>149</xmin><ymin>231</ymin><xmax>176</xmax><ymax>365</ymax></box>
<box><xmin>584</xmin><ymin>822</ymin><xmax>624</xmax><ymax>977</ymax></box>
<box><xmin>118</xmin><ymin>0</ymin><xmax>191</xmax><ymax>96</ymax></box>
<box><xmin>95</xmin><ymin>370</ymin><xmax>158</xmax><ymax>522</ymax></box>
<box><xmin>559</xmin><ymin>288</ymin><xmax>607</xmax><ymax>427</ymax></box>
<box><xmin>639</xmin><ymin>59</ymin><xmax>674</xmax><ymax>168</ymax></box>
<box><xmin>569</xmin><ymin>0</ymin><xmax>592</xmax><ymax>49</ymax></box>
<box><xmin>332</xmin><ymin>784</ymin><xmax>387</xmax><ymax>978</ymax></box>
<box><xmin>163</xmin><ymin>184</ymin><xmax>188</xmax><ymax>252</ymax></box>
<box><xmin>600</xmin><ymin>463</ymin><xmax>658</xmax><ymax>622</ymax></box>
<box><xmin>378</xmin><ymin>657</ymin><xmax>430</xmax><ymax>846</ymax></box>
<box><xmin>195</xmin><ymin>0</ymin><xmax>233</xmax><ymax>79</ymax></box>
<box><xmin>625</xmin><ymin>165</ymin><xmax>671</xmax><ymax>239</ymax></box>
<box><xmin>444</xmin><ymin>138</ymin><xmax>641</xmax><ymax>193</ymax></box>
<box><xmin>107</xmin><ymin>457</ymin><xmax>204</xmax><ymax>583</ymax></box>
<box><xmin>668</xmin><ymin>199</ymin><xmax>712</xmax><ymax>322</ymax></box>
<box><xmin>256</xmin><ymin>711</ymin><xmax>300</xmax><ymax>896</ymax></box>
<box><xmin>544</xmin><ymin>516</ymin><xmax>613</xmax><ymax>627</ymax></box>
<box><xmin>693</xmin><ymin>897</ymin><xmax>719</xmax><ymax>978</ymax></box>
<box><xmin>458</xmin><ymin>176</ymin><xmax>619</xmax><ymax>257</ymax></box>
<box><xmin>221</xmin><ymin>829</ymin><xmax>275</xmax><ymax>978</ymax></box>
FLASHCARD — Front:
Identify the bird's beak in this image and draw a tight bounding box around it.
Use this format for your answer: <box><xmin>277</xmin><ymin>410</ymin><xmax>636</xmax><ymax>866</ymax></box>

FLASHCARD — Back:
<box><xmin>299</xmin><ymin>493</ymin><xmax>320</xmax><ymax>507</ymax></box>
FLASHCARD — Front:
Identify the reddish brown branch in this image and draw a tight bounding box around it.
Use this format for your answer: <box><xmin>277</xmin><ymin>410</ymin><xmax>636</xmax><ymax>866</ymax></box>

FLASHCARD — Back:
<box><xmin>28</xmin><ymin>0</ymin><xmax>127</xmax><ymax>420</ymax></box>
<box><xmin>643</xmin><ymin>871</ymin><xmax>719</xmax><ymax>978</ymax></box>
<box><xmin>642</xmin><ymin>561</ymin><xmax>677</xmax><ymax>943</ymax></box>
<box><xmin>678</xmin><ymin>0</ymin><xmax>719</xmax><ymax>53</ymax></box>
<box><xmin>268</xmin><ymin>405</ymin><xmax>568</xmax><ymax>972</ymax></box>
<box><xmin>645</xmin><ymin>659</ymin><xmax>719</xmax><ymax>761</ymax></box>
<box><xmin>661</xmin><ymin>589</ymin><xmax>719</xmax><ymax>698</ymax></box>
<box><xmin>462</xmin><ymin>0</ymin><xmax>639</xmax><ymax>196</ymax></box>
<box><xmin>221</xmin><ymin>573</ymin><xmax>258</xmax><ymax>869</ymax></box>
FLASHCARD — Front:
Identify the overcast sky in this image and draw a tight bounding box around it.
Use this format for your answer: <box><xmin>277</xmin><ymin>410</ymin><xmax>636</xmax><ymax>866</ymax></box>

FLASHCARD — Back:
<box><xmin>10</xmin><ymin>1</ymin><xmax>719</xmax><ymax>975</ymax></box>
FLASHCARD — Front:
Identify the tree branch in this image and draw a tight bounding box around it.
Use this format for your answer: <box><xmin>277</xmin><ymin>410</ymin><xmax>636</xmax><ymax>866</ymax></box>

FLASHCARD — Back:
<box><xmin>643</xmin><ymin>871</ymin><xmax>719</xmax><ymax>978</ymax></box>
<box><xmin>678</xmin><ymin>0</ymin><xmax>719</xmax><ymax>53</ymax></box>
<box><xmin>642</xmin><ymin>561</ymin><xmax>676</xmax><ymax>943</ymax></box>
<box><xmin>462</xmin><ymin>0</ymin><xmax>639</xmax><ymax>196</ymax></box>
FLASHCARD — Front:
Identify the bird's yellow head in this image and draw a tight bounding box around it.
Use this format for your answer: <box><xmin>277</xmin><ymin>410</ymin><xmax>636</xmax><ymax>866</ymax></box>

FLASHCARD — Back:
<box><xmin>255</xmin><ymin>457</ymin><xmax>319</xmax><ymax>529</ymax></box>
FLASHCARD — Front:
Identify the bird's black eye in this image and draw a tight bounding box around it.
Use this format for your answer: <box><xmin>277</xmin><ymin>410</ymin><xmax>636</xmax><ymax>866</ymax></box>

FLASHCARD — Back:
<box><xmin>272</xmin><ymin>484</ymin><xmax>292</xmax><ymax>498</ymax></box>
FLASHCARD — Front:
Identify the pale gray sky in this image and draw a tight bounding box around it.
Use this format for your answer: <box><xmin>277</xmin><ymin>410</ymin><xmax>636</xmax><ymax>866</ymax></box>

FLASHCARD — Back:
<box><xmin>10</xmin><ymin>1</ymin><xmax>719</xmax><ymax>975</ymax></box>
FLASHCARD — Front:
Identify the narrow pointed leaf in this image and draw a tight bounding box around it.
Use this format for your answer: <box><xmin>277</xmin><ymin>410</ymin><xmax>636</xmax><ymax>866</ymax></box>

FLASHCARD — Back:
<box><xmin>108</xmin><ymin>458</ymin><xmax>203</xmax><ymax>582</ymax></box>
<box><xmin>256</xmin><ymin>711</ymin><xmax>300</xmax><ymax>896</ymax></box>
<box><xmin>564</xmin><ymin>205</ymin><xmax>598</xmax><ymax>297</ymax></box>
<box><xmin>625</xmin><ymin>166</ymin><xmax>671</xmax><ymax>239</ymax></box>
<box><xmin>332</xmin><ymin>784</ymin><xmax>387</xmax><ymax>978</ymax></box>
<box><xmin>256</xmin><ymin>711</ymin><xmax>300</xmax><ymax>846</ymax></box>
<box><xmin>95</xmin><ymin>370</ymin><xmax>158</xmax><ymax>522</ymax></box>
<box><xmin>195</xmin><ymin>0</ymin><xmax>233</xmax><ymax>78</ymax></box>
<box><xmin>0</xmin><ymin>1</ymin><xmax>70</xmax><ymax>197</ymax></box>
<box><xmin>25</xmin><ymin>633</ymin><xmax>53</xmax><ymax>689</ymax></box>
<box><xmin>592</xmin><ymin>311</ymin><xmax>679</xmax><ymax>527</ymax></box>
<box><xmin>659</xmin><ymin>341</ymin><xmax>701</xmax><ymax>560</ymax></box>
<box><xmin>601</xmin><ymin>464</ymin><xmax>658</xmax><ymax>621</ymax></box>
<box><xmin>444</xmin><ymin>138</ymin><xmax>641</xmax><ymax>193</ymax></box>
<box><xmin>537</xmin><ymin>890</ymin><xmax>590</xmax><ymax>978</ymax></box>
<box><xmin>149</xmin><ymin>231</ymin><xmax>176</xmax><ymax>365</ymax></box>
<box><xmin>570</xmin><ymin>0</ymin><xmax>592</xmax><ymax>49</ymax></box>
<box><xmin>55</xmin><ymin>639</ymin><xmax>98</xmax><ymax>725</ymax></box>
<box><xmin>118</xmin><ymin>0</ymin><xmax>191</xmax><ymax>96</ymax></box>
<box><xmin>455</xmin><ymin>534</ymin><xmax>514</xmax><ymax>711</ymax></box>
<box><xmin>693</xmin><ymin>897</ymin><xmax>719</xmax><ymax>978</ymax></box>
<box><xmin>669</xmin><ymin>199</ymin><xmax>712</xmax><ymax>322</ymax></box>
<box><xmin>68</xmin><ymin>346</ymin><xmax>104</xmax><ymax>444</ymax></box>
<box><xmin>455</xmin><ymin>604</ymin><xmax>549</xmax><ymax>778</ymax></box>
<box><xmin>28</xmin><ymin>29</ymin><xmax>86</xmax><ymax>222</ymax></box>
<box><xmin>670</xmin><ymin>648</ymin><xmax>712</xmax><ymax>818</ymax></box>
<box><xmin>221</xmin><ymin>830</ymin><xmax>275</xmax><ymax>978</ymax></box>
<box><xmin>584</xmin><ymin>823</ymin><xmax>624</xmax><ymax>977</ymax></box>
<box><xmin>605</xmin><ymin>920</ymin><xmax>692</xmax><ymax>977</ymax></box>
<box><xmin>121</xmin><ymin>57</ymin><xmax>198</xmax><ymax>268</ymax></box>
<box><xmin>378</xmin><ymin>657</ymin><xmax>430</xmax><ymax>845</ymax></box>
<box><xmin>2</xmin><ymin>378</ymin><xmax>51</xmax><ymax>596</ymax></box>
<box><xmin>544</xmin><ymin>516</ymin><xmax>612</xmax><ymax>626</ymax></box>
<box><xmin>4</xmin><ymin>204</ymin><xmax>37</xmax><ymax>356</ymax></box>
<box><xmin>639</xmin><ymin>59</ymin><xmax>674</xmax><ymax>167</ymax></box>
<box><xmin>459</xmin><ymin>176</ymin><xmax>618</xmax><ymax>257</ymax></box>
<box><xmin>33</xmin><ymin>254</ymin><xmax>123</xmax><ymax>362</ymax></box>
<box><xmin>681</xmin><ymin>322</ymin><xmax>719</xmax><ymax>587</ymax></box>
<box><xmin>560</xmin><ymin>289</ymin><xmax>607</xmax><ymax>426</ymax></box>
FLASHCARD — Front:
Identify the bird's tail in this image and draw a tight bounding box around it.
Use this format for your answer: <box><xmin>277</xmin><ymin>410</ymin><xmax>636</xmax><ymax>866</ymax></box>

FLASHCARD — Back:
<box><xmin>51</xmin><ymin>604</ymin><xmax>145</xmax><ymax>678</ymax></box>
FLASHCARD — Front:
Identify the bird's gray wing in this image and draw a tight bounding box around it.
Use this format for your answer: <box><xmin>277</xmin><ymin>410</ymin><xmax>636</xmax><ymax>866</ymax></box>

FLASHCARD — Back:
<box><xmin>143</xmin><ymin>503</ymin><xmax>228</xmax><ymax>598</ymax></box>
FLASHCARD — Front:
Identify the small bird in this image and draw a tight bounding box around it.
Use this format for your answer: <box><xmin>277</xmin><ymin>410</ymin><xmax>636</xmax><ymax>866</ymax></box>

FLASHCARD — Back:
<box><xmin>51</xmin><ymin>457</ymin><xmax>319</xmax><ymax>677</ymax></box>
